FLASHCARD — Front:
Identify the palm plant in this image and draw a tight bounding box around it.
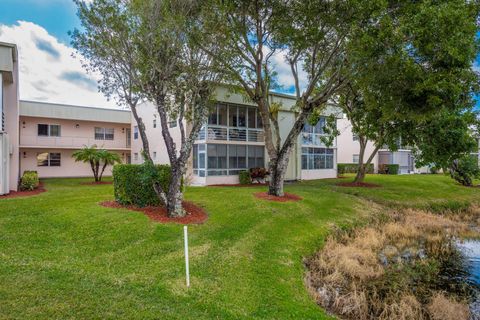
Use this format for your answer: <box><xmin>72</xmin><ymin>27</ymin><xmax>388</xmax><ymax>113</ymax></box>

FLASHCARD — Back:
<box><xmin>72</xmin><ymin>145</ymin><xmax>121</xmax><ymax>182</ymax></box>
<box><xmin>97</xmin><ymin>149</ymin><xmax>122</xmax><ymax>181</ymax></box>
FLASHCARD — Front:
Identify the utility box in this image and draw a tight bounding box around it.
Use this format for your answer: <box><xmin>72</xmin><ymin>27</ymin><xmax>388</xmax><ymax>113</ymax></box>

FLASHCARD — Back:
<box><xmin>0</xmin><ymin>132</ymin><xmax>9</xmax><ymax>195</ymax></box>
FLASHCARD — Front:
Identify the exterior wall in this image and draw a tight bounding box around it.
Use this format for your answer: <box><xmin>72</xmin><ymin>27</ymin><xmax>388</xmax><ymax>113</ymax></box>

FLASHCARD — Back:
<box><xmin>20</xmin><ymin>148</ymin><xmax>127</xmax><ymax>178</ymax></box>
<box><xmin>130</xmin><ymin>101</ymin><xmax>184</xmax><ymax>165</ymax></box>
<box><xmin>336</xmin><ymin>118</ymin><xmax>379</xmax><ymax>172</ymax></box>
<box><xmin>0</xmin><ymin>43</ymin><xmax>19</xmax><ymax>192</ymax></box>
<box><xmin>19</xmin><ymin>116</ymin><xmax>131</xmax><ymax>151</ymax></box>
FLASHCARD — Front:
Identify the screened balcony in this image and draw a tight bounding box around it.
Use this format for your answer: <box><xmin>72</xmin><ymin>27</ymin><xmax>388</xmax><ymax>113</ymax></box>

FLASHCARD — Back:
<box><xmin>196</xmin><ymin>103</ymin><xmax>264</xmax><ymax>143</ymax></box>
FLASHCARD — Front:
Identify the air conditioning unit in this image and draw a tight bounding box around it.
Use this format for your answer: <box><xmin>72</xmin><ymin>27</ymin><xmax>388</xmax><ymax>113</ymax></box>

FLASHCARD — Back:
<box><xmin>0</xmin><ymin>133</ymin><xmax>9</xmax><ymax>195</ymax></box>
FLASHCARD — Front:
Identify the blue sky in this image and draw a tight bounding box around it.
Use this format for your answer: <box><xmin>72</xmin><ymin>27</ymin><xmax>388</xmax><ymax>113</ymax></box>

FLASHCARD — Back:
<box><xmin>0</xmin><ymin>0</ymin><xmax>80</xmax><ymax>45</ymax></box>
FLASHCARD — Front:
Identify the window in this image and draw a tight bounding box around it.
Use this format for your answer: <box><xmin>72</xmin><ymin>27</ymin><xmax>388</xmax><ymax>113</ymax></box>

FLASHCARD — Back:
<box><xmin>153</xmin><ymin>151</ymin><xmax>157</xmax><ymax>160</ymax></box>
<box><xmin>353</xmin><ymin>154</ymin><xmax>360</xmax><ymax>163</ymax></box>
<box><xmin>193</xmin><ymin>144</ymin><xmax>265</xmax><ymax>176</ymax></box>
<box><xmin>301</xmin><ymin>147</ymin><xmax>334</xmax><ymax>170</ymax></box>
<box><xmin>248</xmin><ymin>145</ymin><xmax>265</xmax><ymax>168</ymax></box>
<box><xmin>134</xmin><ymin>126</ymin><xmax>138</xmax><ymax>140</ymax></box>
<box><xmin>301</xmin><ymin>117</ymin><xmax>328</xmax><ymax>146</ymax></box>
<box><xmin>169</xmin><ymin>119</ymin><xmax>177</xmax><ymax>128</ymax></box>
<box><xmin>353</xmin><ymin>134</ymin><xmax>359</xmax><ymax>141</ymax></box>
<box><xmin>38</xmin><ymin>124</ymin><xmax>61</xmax><ymax>137</ymax></box>
<box><xmin>37</xmin><ymin>152</ymin><xmax>61</xmax><ymax>166</ymax></box>
<box><xmin>95</xmin><ymin>127</ymin><xmax>114</xmax><ymax>140</ymax></box>
<box><xmin>229</xmin><ymin>145</ymin><xmax>247</xmax><ymax>172</ymax></box>
<box><xmin>193</xmin><ymin>144</ymin><xmax>206</xmax><ymax>177</ymax></box>
<box><xmin>153</xmin><ymin>119</ymin><xmax>157</xmax><ymax>128</ymax></box>
<box><xmin>207</xmin><ymin>144</ymin><xmax>227</xmax><ymax>171</ymax></box>
<box><xmin>134</xmin><ymin>153</ymin><xmax>138</xmax><ymax>161</ymax></box>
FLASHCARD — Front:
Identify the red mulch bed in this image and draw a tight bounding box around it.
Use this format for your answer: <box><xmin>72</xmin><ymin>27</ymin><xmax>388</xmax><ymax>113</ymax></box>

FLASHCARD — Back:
<box><xmin>80</xmin><ymin>181</ymin><xmax>113</xmax><ymax>185</ymax></box>
<box><xmin>0</xmin><ymin>183</ymin><xmax>46</xmax><ymax>199</ymax></box>
<box><xmin>99</xmin><ymin>201</ymin><xmax>208</xmax><ymax>224</ymax></box>
<box><xmin>209</xmin><ymin>183</ymin><xmax>268</xmax><ymax>187</ymax></box>
<box><xmin>253</xmin><ymin>192</ymin><xmax>303</xmax><ymax>202</ymax></box>
<box><xmin>336</xmin><ymin>181</ymin><xmax>381</xmax><ymax>188</ymax></box>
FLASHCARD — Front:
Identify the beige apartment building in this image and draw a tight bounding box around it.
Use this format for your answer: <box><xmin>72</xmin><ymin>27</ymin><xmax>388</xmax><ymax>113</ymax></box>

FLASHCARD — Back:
<box><xmin>131</xmin><ymin>87</ymin><xmax>341</xmax><ymax>185</ymax></box>
<box><xmin>337</xmin><ymin>117</ymin><xmax>428</xmax><ymax>174</ymax></box>
<box><xmin>0</xmin><ymin>40</ymin><xmax>133</xmax><ymax>195</ymax></box>
<box><xmin>18</xmin><ymin>101</ymin><xmax>131</xmax><ymax>178</ymax></box>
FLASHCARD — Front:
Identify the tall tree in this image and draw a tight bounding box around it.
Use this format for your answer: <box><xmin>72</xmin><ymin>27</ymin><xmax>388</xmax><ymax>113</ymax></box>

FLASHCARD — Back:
<box><xmin>72</xmin><ymin>0</ymin><xmax>221</xmax><ymax>217</ymax></box>
<box><xmin>338</xmin><ymin>0</ymin><xmax>480</xmax><ymax>183</ymax></box>
<box><xmin>199</xmin><ymin>0</ymin><xmax>356</xmax><ymax>196</ymax></box>
<box><xmin>412</xmin><ymin>110</ymin><xmax>479</xmax><ymax>171</ymax></box>
<box><xmin>72</xmin><ymin>0</ymin><xmax>151</xmax><ymax>161</ymax></box>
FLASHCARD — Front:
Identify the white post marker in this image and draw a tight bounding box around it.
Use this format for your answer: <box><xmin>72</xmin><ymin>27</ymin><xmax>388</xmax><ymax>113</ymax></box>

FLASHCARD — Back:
<box><xmin>184</xmin><ymin>225</ymin><xmax>190</xmax><ymax>288</ymax></box>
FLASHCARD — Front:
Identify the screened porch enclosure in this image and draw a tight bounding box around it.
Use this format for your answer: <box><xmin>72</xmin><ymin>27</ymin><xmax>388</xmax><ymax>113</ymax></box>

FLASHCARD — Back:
<box><xmin>196</xmin><ymin>103</ymin><xmax>265</xmax><ymax>143</ymax></box>
<box><xmin>193</xmin><ymin>143</ymin><xmax>265</xmax><ymax>177</ymax></box>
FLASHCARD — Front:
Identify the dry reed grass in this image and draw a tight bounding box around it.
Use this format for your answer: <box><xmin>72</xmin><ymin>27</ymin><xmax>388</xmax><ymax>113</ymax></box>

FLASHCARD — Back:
<box><xmin>427</xmin><ymin>293</ymin><xmax>470</xmax><ymax>320</ymax></box>
<box><xmin>306</xmin><ymin>206</ymin><xmax>479</xmax><ymax>320</ymax></box>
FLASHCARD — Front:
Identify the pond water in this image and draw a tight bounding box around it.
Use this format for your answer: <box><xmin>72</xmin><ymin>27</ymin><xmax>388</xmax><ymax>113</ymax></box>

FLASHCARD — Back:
<box><xmin>457</xmin><ymin>240</ymin><xmax>480</xmax><ymax>319</ymax></box>
<box><xmin>458</xmin><ymin>240</ymin><xmax>480</xmax><ymax>286</ymax></box>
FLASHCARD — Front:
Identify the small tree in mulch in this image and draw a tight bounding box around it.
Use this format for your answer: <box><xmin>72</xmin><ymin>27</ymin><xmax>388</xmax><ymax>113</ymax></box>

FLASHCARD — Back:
<box><xmin>72</xmin><ymin>145</ymin><xmax>122</xmax><ymax>182</ymax></box>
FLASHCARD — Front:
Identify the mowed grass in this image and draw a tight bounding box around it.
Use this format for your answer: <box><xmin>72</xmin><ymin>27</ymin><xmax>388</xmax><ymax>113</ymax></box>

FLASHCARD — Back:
<box><xmin>321</xmin><ymin>173</ymin><xmax>480</xmax><ymax>209</ymax></box>
<box><xmin>0</xmin><ymin>174</ymin><xmax>478</xmax><ymax>319</ymax></box>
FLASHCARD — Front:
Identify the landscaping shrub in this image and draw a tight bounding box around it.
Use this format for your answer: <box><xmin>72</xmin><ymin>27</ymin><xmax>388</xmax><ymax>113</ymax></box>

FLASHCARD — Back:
<box><xmin>19</xmin><ymin>171</ymin><xmax>39</xmax><ymax>191</ymax></box>
<box><xmin>249</xmin><ymin>167</ymin><xmax>269</xmax><ymax>183</ymax></box>
<box><xmin>239</xmin><ymin>170</ymin><xmax>252</xmax><ymax>185</ymax></box>
<box><xmin>450</xmin><ymin>156</ymin><xmax>480</xmax><ymax>186</ymax></box>
<box><xmin>113</xmin><ymin>164</ymin><xmax>180</xmax><ymax>207</ymax></box>
<box><xmin>337</xmin><ymin>163</ymin><xmax>374</xmax><ymax>175</ymax></box>
<box><xmin>379</xmin><ymin>164</ymin><xmax>399</xmax><ymax>175</ymax></box>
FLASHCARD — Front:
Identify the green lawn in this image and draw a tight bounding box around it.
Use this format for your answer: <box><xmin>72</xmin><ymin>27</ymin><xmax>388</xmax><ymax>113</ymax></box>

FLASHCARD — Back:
<box><xmin>0</xmin><ymin>174</ymin><xmax>478</xmax><ymax>319</ymax></box>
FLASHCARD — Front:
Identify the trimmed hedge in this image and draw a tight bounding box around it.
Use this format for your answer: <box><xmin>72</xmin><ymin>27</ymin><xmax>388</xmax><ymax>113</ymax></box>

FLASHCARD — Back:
<box><xmin>112</xmin><ymin>164</ymin><xmax>179</xmax><ymax>207</ymax></box>
<box><xmin>379</xmin><ymin>164</ymin><xmax>400</xmax><ymax>175</ymax></box>
<box><xmin>239</xmin><ymin>171</ymin><xmax>252</xmax><ymax>185</ymax></box>
<box><xmin>19</xmin><ymin>171</ymin><xmax>39</xmax><ymax>191</ymax></box>
<box><xmin>337</xmin><ymin>163</ymin><xmax>374</xmax><ymax>175</ymax></box>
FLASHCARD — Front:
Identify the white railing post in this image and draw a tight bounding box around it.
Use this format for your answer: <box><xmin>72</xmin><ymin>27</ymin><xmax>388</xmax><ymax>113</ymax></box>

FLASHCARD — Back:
<box><xmin>184</xmin><ymin>226</ymin><xmax>190</xmax><ymax>288</ymax></box>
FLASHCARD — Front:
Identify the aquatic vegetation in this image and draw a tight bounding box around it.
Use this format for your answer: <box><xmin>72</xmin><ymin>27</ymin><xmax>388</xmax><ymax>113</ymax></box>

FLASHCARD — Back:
<box><xmin>306</xmin><ymin>208</ymin><xmax>480</xmax><ymax>320</ymax></box>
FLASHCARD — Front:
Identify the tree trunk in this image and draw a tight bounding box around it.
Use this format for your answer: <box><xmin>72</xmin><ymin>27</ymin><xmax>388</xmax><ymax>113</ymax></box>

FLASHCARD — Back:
<box><xmin>354</xmin><ymin>164</ymin><xmax>367</xmax><ymax>183</ymax></box>
<box><xmin>89</xmin><ymin>160</ymin><xmax>97</xmax><ymax>182</ymax></box>
<box><xmin>99</xmin><ymin>162</ymin><xmax>108</xmax><ymax>182</ymax></box>
<box><xmin>166</xmin><ymin>165</ymin><xmax>185</xmax><ymax>217</ymax></box>
<box><xmin>353</xmin><ymin>141</ymin><xmax>381</xmax><ymax>184</ymax></box>
<box><xmin>268</xmin><ymin>151</ymin><xmax>290</xmax><ymax>196</ymax></box>
<box><xmin>353</xmin><ymin>138</ymin><xmax>367</xmax><ymax>183</ymax></box>
<box><xmin>94</xmin><ymin>161</ymin><xmax>100</xmax><ymax>182</ymax></box>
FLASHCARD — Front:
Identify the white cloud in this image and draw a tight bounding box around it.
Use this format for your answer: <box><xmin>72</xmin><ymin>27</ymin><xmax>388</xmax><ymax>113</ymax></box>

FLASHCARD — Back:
<box><xmin>269</xmin><ymin>48</ymin><xmax>308</xmax><ymax>95</ymax></box>
<box><xmin>0</xmin><ymin>21</ymin><xmax>118</xmax><ymax>108</ymax></box>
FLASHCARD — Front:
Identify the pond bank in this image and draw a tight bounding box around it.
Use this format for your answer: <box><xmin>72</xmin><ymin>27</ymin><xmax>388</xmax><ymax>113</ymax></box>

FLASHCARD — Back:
<box><xmin>306</xmin><ymin>206</ymin><xmax>480</xmax><ymax>320</ymax></box>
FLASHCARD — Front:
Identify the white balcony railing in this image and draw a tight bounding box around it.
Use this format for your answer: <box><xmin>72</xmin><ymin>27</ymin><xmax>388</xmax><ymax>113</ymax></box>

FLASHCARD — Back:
<box><xmin>20</xmin><ymin>135</ymin><xmax>129</xmax><ymax>149</ymax></box>
<box><xmin>197</xmin><ymin>126</ymin><xmax>264</xmax><ymax>143</ymax></box>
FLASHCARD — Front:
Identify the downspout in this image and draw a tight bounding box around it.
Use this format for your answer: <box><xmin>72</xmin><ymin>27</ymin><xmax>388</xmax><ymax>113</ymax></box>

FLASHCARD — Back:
<box><xmin>0</xmin><ymin>71</ymin><xmax>3</xmax><ymax>132</ymax></box>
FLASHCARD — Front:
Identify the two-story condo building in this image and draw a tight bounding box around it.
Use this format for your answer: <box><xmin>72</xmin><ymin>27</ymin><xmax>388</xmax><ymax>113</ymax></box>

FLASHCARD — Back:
<box><xmin>337</xmin><ymin>117</ymin><xmax>426</xmax><ymax>174</ymax></box>
<box><xmin>131</xmin><ymin>87</ymin><xmax>341</xmax><ymax>185</ymax></box>
<box><xmin>18</xmin><ymin>101</ymin><xmax>131</xmax><ymax>178</ymax></box>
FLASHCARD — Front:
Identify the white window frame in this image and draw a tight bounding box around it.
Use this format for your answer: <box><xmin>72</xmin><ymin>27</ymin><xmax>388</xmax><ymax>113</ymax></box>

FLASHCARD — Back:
<box><xmin>37</xmin><ymin>152</ymin><xmax>61</xmax><ymax>167</ymax></box>
<box><xmin>95</xmin><ymin>127</ymin><xmax>114</xmax><ymax>140</ymax></box>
